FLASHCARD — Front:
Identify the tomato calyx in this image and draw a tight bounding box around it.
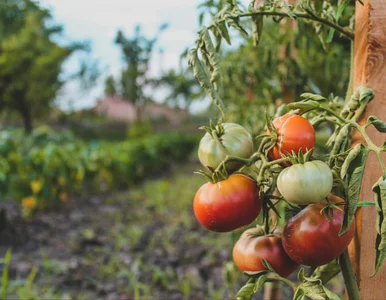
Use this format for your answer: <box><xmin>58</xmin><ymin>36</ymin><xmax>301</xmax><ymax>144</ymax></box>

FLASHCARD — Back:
<box><xmin>285</xmin><ymin>149</ymin><xmax>313</xmax><ymax>165</ymax></box>
<box><xmin>194</xmin><ymin>168</ymin><xmax>228</xmax><ymax>184</ymax></box>
<box><xmin>319</xmin><ymin>198</ymin><xmax>345</xmax><ymax>222</ymax></box>
<box><xmin>199</xmin><ymin>119</ymin><xmax>225</xmax><ymax>139</ymax></box>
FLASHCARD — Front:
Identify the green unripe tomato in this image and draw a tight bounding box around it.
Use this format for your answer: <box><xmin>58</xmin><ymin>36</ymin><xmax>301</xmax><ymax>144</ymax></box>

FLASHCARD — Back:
<box><xmin>198</xmin><ymin>123</ymin><xmax>254</xmax><ymax>172</ymax></box>
<box><xmin>277</xmin><ymin>160</ymin><xmax>333</xmax><ymax>205</ymax></box>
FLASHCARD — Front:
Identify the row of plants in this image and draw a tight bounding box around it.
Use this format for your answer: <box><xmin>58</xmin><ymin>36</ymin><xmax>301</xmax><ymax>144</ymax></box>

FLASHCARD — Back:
<box><xmin>0</xmin><ymin>127</ymin><xmax>197</xmax><ymax>211</ymax></box>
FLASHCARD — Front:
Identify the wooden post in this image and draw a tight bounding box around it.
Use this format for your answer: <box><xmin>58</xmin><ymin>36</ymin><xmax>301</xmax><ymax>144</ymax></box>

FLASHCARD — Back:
<box><xmin>349</xmin><ymin>0</ymin><xmax>386</xmax><ymax>298</ymax></box>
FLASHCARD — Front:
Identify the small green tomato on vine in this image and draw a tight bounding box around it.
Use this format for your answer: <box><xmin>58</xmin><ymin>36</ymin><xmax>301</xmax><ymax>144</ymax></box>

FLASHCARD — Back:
<box><xmin>198</xmin><ymin>122</ymin><xmax>254</xmax><ymax>172</ymax></box>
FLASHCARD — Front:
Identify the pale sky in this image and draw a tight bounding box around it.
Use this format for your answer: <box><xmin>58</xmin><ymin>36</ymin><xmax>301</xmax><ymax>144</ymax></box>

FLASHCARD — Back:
<box><xmin>38</xmin><ymin>0</ymin><xmax>249</xmax><ymax>112</ymax></box>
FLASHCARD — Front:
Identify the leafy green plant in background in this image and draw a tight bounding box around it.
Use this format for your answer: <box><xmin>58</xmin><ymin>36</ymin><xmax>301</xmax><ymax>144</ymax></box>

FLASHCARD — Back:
<box><xmin>0</xmin><ymin>127</ymin><xmax>197</xmax><ymax>211</ymax></box>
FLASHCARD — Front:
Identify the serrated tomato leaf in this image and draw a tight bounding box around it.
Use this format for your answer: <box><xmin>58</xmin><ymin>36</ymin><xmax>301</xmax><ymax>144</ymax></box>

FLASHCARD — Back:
<box><xmin>294</xmin><ymin>269</ymin><xmax>340</xmax><ymax>300</ymax></box>
<box><xmin>311</xmin><ymin>261</ymin><xmax>341</xmax><ymax>284</ymax></box>
<box><xmin>372</xmin><ymin>176</ymin><xmax>386</xmax><ymax>276</ymax></box>
<box><xmin>340</xmin><ymin>144</ymin><xmax>362</xmax><ymax>180</ymax></box>
<box><xmin>340</xmin><ymin>146</ymin><xmax>369</xmax><ymax>235</ymax></box>
<box><xmin>236</xmin><ymin>278</ymin><xmax>255</xmax><ymax>300</ymax></box>
<box><xmin>366</xmin><ymin>116</ymin><xmax>386</xmax><ymax>133</ymax></box>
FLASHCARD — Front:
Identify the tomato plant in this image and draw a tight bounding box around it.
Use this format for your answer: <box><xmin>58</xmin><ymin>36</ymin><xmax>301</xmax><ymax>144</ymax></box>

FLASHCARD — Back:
<box><xmin>233</xmin><ymin>227</ymin><xmax>299</xmax><ymax>277</ymax></box>
<box><xmin>198</xmin><ymin>123</ymin><xmax>254</xmax><ymax>172</ymax></box>
<box><xmin>282</xmin><ymin>197</ymin><xmax>355</xmax><ymax>266</ymax></box>
<box><xmin>268</xmin><ymin>114</ymin><xmax>315</xmax><ymax>163</ymax></box>
<box><xmin>277</xmin><ymin>160</ymin><xmax>333</xmax><ymax>205</ymax></box>
<box><xmin>193</xmin><ymin>174</ymin><xmax>261</xmax><ymax>232</ymax></box>
<box><xmin>189</xmin><ymin>1</ymin><xmax>386</xmax><ymax>299</ymax></box>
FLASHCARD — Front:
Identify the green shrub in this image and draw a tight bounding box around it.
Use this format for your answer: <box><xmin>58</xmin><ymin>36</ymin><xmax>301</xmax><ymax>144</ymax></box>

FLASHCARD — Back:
<box><xmin>0</xmin><ymin>129</ymin><xmax>198</xmax><ymax>210</ymax></box>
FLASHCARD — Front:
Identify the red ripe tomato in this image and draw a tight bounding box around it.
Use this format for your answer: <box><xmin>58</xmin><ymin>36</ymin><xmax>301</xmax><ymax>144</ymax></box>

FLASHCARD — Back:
<box><xmin>282</xmin><ymin>196</ymin><xmax>355</xmax><ymax>266</ymax></box>
<box><xmin>193</xmin><ymin>174</ymin><xmax>261</xmax><ymax>232</ymax></box>
<box><xmin>233</xmin><ymin>227</ymin><xmax>299</xmax><ymax>277</ymax></box>
<box><xmin>268</xmin><ymin>114</ymin><xmax>315</xmax><ymax>162</ymax></box>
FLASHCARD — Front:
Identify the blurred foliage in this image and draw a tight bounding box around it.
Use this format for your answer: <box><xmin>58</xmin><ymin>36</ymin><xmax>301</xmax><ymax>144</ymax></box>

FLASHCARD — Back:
<box><xmin>221</xmin><ymin>19</ymin><xmax>350</xmax><ymax>135</ymax></box>
<box><xmin>105</xmin><ymin>24</ymin><xmax>168</xmax><ymax>120</ymax></box>
<box><xmin>104</xmin><ymin>75</ymin><xmax>117</xmax><ymax>97</ymax></box>
<box><xmin>0</xmin><ymin>0</ymin><xmax>91</xmax><ymax>133</ymax></box>
<box><xmin>0</xmin><ymin>127</ymin><xmax>197</xmax><ymax>210</ymax></box>
<box><xmin>191</xmin><ymin>0</ymin><xmax>352</xmax><ymax>135</ymax></box>
<box><xmin>157</xmin><ymin>69</ymin><xmax>201</xmax><ymax>109</ymax></box>
<box><xmin>126</xmin><ymin>120</ymin><xmax>153</xmax><ymax>139</ymax></box>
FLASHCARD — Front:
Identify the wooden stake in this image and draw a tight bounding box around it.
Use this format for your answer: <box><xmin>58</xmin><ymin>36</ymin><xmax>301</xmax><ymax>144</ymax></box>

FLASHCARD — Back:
<box><xmin>349</xmin><ymin>0</ymin><xmax>386</xmax><ymax>298</ymax></box>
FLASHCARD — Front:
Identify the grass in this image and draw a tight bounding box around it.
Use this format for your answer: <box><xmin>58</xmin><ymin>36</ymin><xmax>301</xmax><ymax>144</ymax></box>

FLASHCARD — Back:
<box><xmin>1</xmin><ymin>162</ymin><xmax>246</xmax><ymax>299</ymax></box>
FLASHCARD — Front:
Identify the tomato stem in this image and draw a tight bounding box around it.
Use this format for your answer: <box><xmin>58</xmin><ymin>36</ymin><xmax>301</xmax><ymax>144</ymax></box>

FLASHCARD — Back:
<box><xmin>217</xmin><ymin>10</ymin><xmax>354</xmax><ymax>40</ymax></box>
<box><xmin>269</xmin><ymin>274</ymin><xmax>297</xmax><ymax>290</ymax></box>
<box><xmin>345</xmin><ymin>41</ymin><xmax>354</xmax><ymax>104</ymax></box>
<box><xmin>340</xmin><ymin>250</ymin><xmax>361</xmax><ymax>300</ymax></box>
<box><xmin>350</xmin><ymin>122</ymin><xmax>386</xmax><ymax>174</ymax></box>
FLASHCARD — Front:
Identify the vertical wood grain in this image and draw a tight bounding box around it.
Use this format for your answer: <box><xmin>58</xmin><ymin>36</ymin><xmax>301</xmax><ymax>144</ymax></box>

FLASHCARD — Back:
<box><xmin>350</xmin><ymin>0</ymin><xmax>386</xmax><ymax>298</ymax></box>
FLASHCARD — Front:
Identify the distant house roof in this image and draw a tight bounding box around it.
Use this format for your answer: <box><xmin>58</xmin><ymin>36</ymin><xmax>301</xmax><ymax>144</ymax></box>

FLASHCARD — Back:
<box><xmin>94</xmin><ymin>96</ymin><xmax>136</xmax><ymax>121</ymax></box>
<box><xmin>93</xmin><ymin>95</ymin><xmax>188</xmax><ymax>124</ymax></box>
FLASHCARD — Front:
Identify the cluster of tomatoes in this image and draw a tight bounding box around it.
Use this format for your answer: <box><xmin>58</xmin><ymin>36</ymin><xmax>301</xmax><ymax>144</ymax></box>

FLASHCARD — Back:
<box><xmin>194</xmin><ymin>114</ymin><xmax>355</xmax><ymax>277</ymax></box>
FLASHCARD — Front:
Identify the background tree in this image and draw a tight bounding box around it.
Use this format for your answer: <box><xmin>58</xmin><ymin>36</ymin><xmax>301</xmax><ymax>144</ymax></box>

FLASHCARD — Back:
<box><xmin>104</xmin><ymin>75</ymin><xmax>117</xmax><ymax>97</ymax></box>
<box><xmin>0</xmin><ymin>0</ymin><xmax>87</xmax><ymax>133</ymax></box>
<box><xmin>105</xmin><ymin>24</ymin><xmax>168</xmax><ymax>121</ymax></box>
<box><xmin>157</xmin><ymin>68</ymin><xmax>201</xmax><ymax>109</ymax></box>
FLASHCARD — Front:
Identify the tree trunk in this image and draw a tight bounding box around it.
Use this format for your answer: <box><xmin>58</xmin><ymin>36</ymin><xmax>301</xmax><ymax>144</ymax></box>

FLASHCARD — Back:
<box><xmin>19</xmin><ymin>105</ymin><xmax>33</xmax><ymax>133</ymax></box>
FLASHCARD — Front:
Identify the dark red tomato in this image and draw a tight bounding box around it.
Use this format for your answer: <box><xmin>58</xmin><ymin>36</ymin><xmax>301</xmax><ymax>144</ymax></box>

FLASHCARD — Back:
<box><xmin>233</xmin><ymin>227</ymin><xmax>299</xmax><ymax>277</ymax></box>
<box><xmin>268</xmin><ymin>114</ymin><xmax>315</xmax><ymax>163</ymax></box>
<box><xmin>282</xmin><ymin>196</ymin><xmax>355</xmax><ymax>266</ymax></box>
<box><xmin>193</xmin><ymin>174</ymin><xmax>261</xmax><ymax>232</ymax></box>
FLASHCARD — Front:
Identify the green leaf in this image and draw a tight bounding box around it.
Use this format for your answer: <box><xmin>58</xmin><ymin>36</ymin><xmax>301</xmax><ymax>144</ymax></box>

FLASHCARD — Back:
<box><xmin>357</xmin><ymin>86</ymin><xmax>375</xmax><ymax>105</ymax></box>
<box><xmin>254</xmin><ymin>275</ymin><xmax>269</xmax><ymax>292</ymax></box>
<box><xmin>210</xmin><ymin>26</ymin><xmax>222</xmax><ymax>52</ymax></box>
<box><xmin>329</xmin><ymin>124</ymin><xmax>350</xmax><ymax>166</ymax></box>
<box><xmin>340</xmin><ymin>144</ymin><xmax>362</xmax><ymax>179</ymax></box>
<box><xmin>372</xmin><ymin>176</ymin><xmax>386</xmax><ymax>276</ymax></box>
<box><xmin>236</xmin><ymin>278</ymin><xmax>255</xmax><ymax>300</ymax></box>
<box><xmin>340</xmin><ymin>146</ymin><xmax>370</xmax><ymax>235</ymax></box>
<box><xmin>326</xmin><ymin>0</ymin><xmax>349</xmax><ymax>43</ymax></box>
<box><xmin>382</xmin><ymin>141</ymin><xmax>386</xmax><ymax>152</ymax></box>
<box><xmin>224</xmin><ymin>13</ymin><xmax>249</xmax><ymax>38</ymax></box>
<box><xmin>216</xmin><ymin>21</ymin><xmax>231</xmax><ymax>45</ymax></box>
<box><xmin>294</xmin><ymin>269</ymin><xmax>341</xmax><ymax>300</ymax></box>
<box><xmin>1</xmin><ymin>249</ymin><xmax>11</xmax><ymax>300</ymax></box>
<box><xmin>262</xmin><ymin>259</ymin><xmax>275</xmax><ymax>272</ymax></box>
<box><xmin>311</xmin><ymin>261</ymin><xmax>341</xmax><ymax>284</ymax></box>
<box><xmin>198</xmin><ymin>27</ymin><xmax>222</xmax><ymax>92</ymax></box>
<box><xmin>251</xmin><ymin>15</ymin><xmax>263</xmax><ymax>47</ymax></box>
<box><xmin>188</xmin><ymin>48</ymin><xmax>226</xmax><ymax>115</ymax></box>
<box><xmin>300</xmin><ymin>93</ymin><xmax>328</xmax><ymax>102</ymax></box>
<box><xmin>366</xmin><ymin>116</ymin><xmax>386</xmax><ymax>133</ymax></box>
<box><xmin>287</xmin><ymin>100</ymin><xmax>320</xmax><ymax>113</ymax></box>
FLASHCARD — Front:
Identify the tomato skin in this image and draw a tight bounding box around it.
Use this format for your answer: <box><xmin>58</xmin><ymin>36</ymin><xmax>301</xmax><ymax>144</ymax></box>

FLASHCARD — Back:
<box><xmin>193</xmin><ymin>174</ymin><xmax>261</xmax><ymax>232</ymax></box>
<box><xmin>233</xmin><ymin>228</ymin><xmax>299</xmax><ymax>277</ymax></box>
<box><xmin>198</xmin><ymin>123</ymin><xmax>254</xmax><ymax>172</ymax></box>
<box><xmin>282</xmin><ymin>197</ymin><xmax>355</xmax><ymax>266</ymax></box>
<box><xmin>268</xmin><ymin>114</ymin><xmax>315</xmax><ymax>163</ymax></box>
<box><xmin>277</xmin><ymin>160</ymin><xmax>333</xmax><ymax>205</ymax></box>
